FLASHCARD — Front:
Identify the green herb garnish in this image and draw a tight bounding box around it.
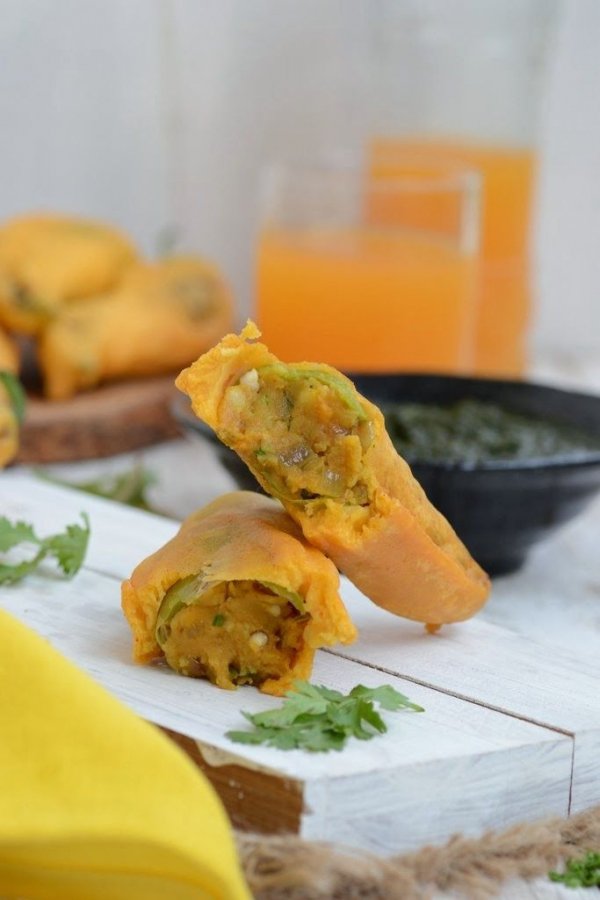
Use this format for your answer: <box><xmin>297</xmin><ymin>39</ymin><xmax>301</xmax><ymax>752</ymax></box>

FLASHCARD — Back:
<box><xmin>226</xmin><ymin>680</ymin><xmax>424</xmax><ymax>752</ymax></box>
<box><xmin>36</xmin><ymin>464</ymin><xmax>158</xmax><ymax>513</ymax></box>
<box><xmin>0</xmin><ymin>371</ymin><xmax>26</xmax><ymax>424</ymax></box>
<box><xmin>549</xmin><ymin>852</ymin><xmax>600</xmax><ymax>888</ymax></box>
<box><xmin>0</xmin><ymin>514</ymin><xmax>90</xmax><ymax>585</ymax></box>
<box><xmin>212</xmin><ymin>613</ymin><xmax>226</xmax><ymax>627</ymax></box>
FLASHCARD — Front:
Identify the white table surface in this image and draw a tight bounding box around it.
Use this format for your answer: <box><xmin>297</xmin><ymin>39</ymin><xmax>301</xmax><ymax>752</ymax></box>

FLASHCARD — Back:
<box><xmin>9</xmin><ymin>356</ymin><xmax>600</xmax><ymax>899</ymax></box>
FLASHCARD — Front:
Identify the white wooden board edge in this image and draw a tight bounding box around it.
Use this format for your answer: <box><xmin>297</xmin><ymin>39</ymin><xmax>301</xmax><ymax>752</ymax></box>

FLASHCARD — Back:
<box><xmin>3</xmin><ymin>472</ymin><xmax>598</xmax><ymax>816</ymax></box>
<box><xmin>1</xmin><ymin>564</ymin><xmax>575</xmax><ymax>857</ymax></box>
<box><xmin>0</xmin><ymin>565</ymin><xmax>569</xmax><ymax>782</ymax></box>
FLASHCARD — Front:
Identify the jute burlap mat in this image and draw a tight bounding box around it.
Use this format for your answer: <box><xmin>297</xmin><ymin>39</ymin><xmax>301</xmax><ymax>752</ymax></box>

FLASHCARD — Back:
<box><xmin>237</xmin><ymin>804</ymin><xmax>600</xmax><ymax>899</ymax></box>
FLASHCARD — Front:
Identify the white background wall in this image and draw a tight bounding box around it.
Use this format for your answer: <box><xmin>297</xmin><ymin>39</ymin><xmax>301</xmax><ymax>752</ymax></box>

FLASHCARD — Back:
<box><xmin>0</xmin><ymin>0</ymin><xmax>598</xmax><ymax>359</ymax></box>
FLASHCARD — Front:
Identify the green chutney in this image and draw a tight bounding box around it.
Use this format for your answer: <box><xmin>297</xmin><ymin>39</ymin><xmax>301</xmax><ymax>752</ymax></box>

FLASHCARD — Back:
<box><xmin>383</xmin><ymin>398</ymin><xmax>600</xmax><ymax>465</ymax></box>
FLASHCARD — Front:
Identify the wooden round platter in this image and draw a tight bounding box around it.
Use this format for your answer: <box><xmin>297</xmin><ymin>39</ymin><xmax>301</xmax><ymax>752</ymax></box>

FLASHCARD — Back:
<box><xmin>16</xmin><ymin>375</ymin><xmax>182</xmax><ymax>463</ymax></box>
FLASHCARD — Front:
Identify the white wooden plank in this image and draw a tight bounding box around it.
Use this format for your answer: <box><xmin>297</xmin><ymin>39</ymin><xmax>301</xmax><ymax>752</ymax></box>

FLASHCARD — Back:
<box><xmin>0</xmin><ymin>565</ymin><xmax>565</xmax><ymax>780</ymax></box>
<box><xmin>300</xmin><ymin>735</ymin><xmax>569</xmax><ymax>854</ymax></box>
<box><xmin>0</xmin><ymin>561</ymin><xmax>572</xmax><ymax>855</ymax></box>
<box><xmin>331</xmin><ymin>581</ymin><xmax>600</xmax><ymax>814</ymax></box>
<box><xmin>3</xmin><ymin>473</ymin><xmax>598</xmax><ymax>824</ymax></box>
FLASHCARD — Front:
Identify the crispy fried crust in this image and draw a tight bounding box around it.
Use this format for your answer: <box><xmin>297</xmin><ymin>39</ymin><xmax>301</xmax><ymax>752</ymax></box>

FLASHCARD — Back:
<box><xmin>0</xmin><ymin>214</ymin><xmax>137</xmax><ymax>334</ymax></box>
<box><xmin>0</xmin><ymin>328</ymin><xmax>19</xmax><ymax>373</ymax></box>
<box><xmin>176</xmin><ymin>324</ymin><xmax>491</xmax><ymax>626</ymax></box>
<box><xmin>121</xmin><ymin>491</ymin><xmax>356</xmax><ymax>695</ymax></box>
<box><xmin>39</xmin><ymin>256</ymin><xmax>234</xmax><ymax>399</ymax></box>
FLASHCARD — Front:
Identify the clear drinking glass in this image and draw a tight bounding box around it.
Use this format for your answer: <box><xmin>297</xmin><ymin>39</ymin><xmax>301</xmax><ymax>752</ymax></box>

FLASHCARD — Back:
<box><xmin>368</xmin><ymin>0</ymin><xmax>559</xmax><ymax>376</ymax></box>
<box><xmin>255</xmin><ymin>158</ymin><xmax>480</xmax><ymax>373</ymax></box>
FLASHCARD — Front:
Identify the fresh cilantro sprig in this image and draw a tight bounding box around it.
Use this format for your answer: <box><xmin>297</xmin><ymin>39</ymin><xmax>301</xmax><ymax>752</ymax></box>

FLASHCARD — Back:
<box><xmin>0</xmin><ymin>514</ymin><xmax>90</xmax><ymax>585</ymax></box>
<box><xmin>549</xmin><ymin>852</ymin><xmax>600</xmax><ymax>888</ymax></box>
<box><xmin>36</xmin><ymin>464</ymin><xmax>158</xmax><ymax>513</ymax></box>
<box><xmin>227</xmin><ymin>680</ymin><xmax>424</xmax><ymax>752</ymax></box>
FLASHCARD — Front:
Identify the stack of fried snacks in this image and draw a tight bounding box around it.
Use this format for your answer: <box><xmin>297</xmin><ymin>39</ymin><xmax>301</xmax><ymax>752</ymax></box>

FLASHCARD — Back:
<box><xmin>122</xmin><ymin>491</ymin><xmax>356</xmax><ymax>695</ymax></box>
<box><xmin>0</xmin><ymin>213</ymin><xmax>234</xmax><ymax>401</ymax></box>
<box><xmin>39</xmin><ymin>256</ymin><xmax>234</xmax><ymax>400</ymax></box>
<box><xmin>0</xmin><ymin>214</ymin><xmax>137</xmax><ymax>335</ymax></box>
<box><xmin>176</xmin><ymin>323</ymin><xmax>491</xmax><ymax>629</ymax></box>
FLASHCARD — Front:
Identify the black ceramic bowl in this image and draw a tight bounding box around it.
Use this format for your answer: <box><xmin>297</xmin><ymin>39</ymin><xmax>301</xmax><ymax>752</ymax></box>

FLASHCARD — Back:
<box><xmin>173</xmin><ymin>374</ymin><xmax>600</xmax><ymax>576</ymax></box>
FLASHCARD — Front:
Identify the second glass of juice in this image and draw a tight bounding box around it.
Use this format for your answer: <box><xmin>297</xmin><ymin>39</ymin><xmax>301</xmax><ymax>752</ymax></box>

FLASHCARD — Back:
<box><xmin>367</xmin><ymin>0</ymin><xmax>558</xmax><ymax>376</ymax></box>
<box><xmin>256</xmin><ymin>160</ymin><xmax>480</xmax><ymax>373</ymax></box>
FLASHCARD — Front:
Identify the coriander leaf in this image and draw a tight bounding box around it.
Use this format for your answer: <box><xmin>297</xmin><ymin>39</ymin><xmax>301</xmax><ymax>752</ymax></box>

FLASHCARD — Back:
<box><xmin>328</xmin><ymin>698</ymin><xmax>385</xmax><ymax>741</ymax></box>
<box><xmin>225</xmin><ymin>729</ymin><xmax>272</xmax><ymax>746</ymax></box>
<box><xmin>245</xmin><ymin>696</ymin><xmax>325</xmax><ymax>728</ymax></box>
<box><xmin>298</xmin><ymin>682</ymin><xmax>346</xmax><ymax>704</ymax></box>
<box><xmin>355</xmin><ymin>699</ymin><xmax>387</xmax><ymax>736</ymax></box>
<box><xmin>36</xmin><ymin>464</ymin><xmax>159</xmax><ymax>513</ymax></box>
<box><xmin>549</xmin><ymin>852</ymin><xmax>600</xmax><ymax>888</ymax></box>
<box><xmin>350</xmin><ymin>684</ymin><xmax>425</xmax><ymax>713</ymax></box>
<box><xmin>294</xmin><ymin>725</ymin><xmax>346</xmax><ymax>753</ymax></box>
<box><xmin>247</xmin><ymin>681</ymin><xmax>336</xmax><ymax>728</ymax></box>
<box><xmin>0</xmin><ymin>371</ymin><xmax>26</xmax><ymax>424</ymax></box>
<box><xmin>228</xmin><ymin>722</ymin><xmax>301</xmax><ymax>750</ymax></box>
<box><xmin>0</xmin><ymin>514</ymin><xmax>90</xmax><ymax>585</ymax></box>
<box><xmin>227</xmin><ymin>720</ymin><xmax>346</xmax><ymax>752</ymax></box>
<box><xmin>265</xmin><ymin>726</ymin><xmax>308</xmax><ymax>751</ymax></box>
<box><xmin>290</xmin><ymin>681</ymin><xmax>330</xmax><ymax>701</ymax></box>
<box><xmin>0</xmin><ymin>554</ymin><xmax>44</xmax><ymax>585</ymax></box>
<box><xmin>0</xmin><ymin>517</ymin><xmax>39</xmax><ymax>553</ymax></box>
<box><xmin>227</xmin><ymin>679</ymin><xmax>424</xmax><ymax>753</ymax></box>
<box><xmin>327</xmin><ymin>697</ymin><xmax>367</xmax><ymax>735</ymax></box>
<box><xmin>44</xmin><ymin>513</ymin><xmax>90</xmax><ymax>577</ymax></box>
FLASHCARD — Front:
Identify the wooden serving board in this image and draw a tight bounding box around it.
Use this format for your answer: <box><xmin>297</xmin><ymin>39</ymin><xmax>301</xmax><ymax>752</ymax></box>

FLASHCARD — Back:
<box><xmin>16</xmin><ymin>376</ymin><xmax>181</xmax><ymax>463</ymax></box>
<box><xmin>3</xmin><ymin>474</ymin><xmax>600</xmax><ymax>855</ymax></box>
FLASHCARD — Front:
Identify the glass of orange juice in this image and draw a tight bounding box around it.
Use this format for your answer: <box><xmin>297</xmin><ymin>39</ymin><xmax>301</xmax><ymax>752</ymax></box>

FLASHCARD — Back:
<box><xmin>256</xmin><ymin>158</ymin><xmax>480</xmax><ymax>373</ymax></box>
<box><xmin>367</xmin><ymin>0</ymin><xmax>558</xmax><ymax>376</ymax></box>
<box><xmin>371</xmin><ymin>139</ymin><xmax>535</xmax><ymax>377</ymax></box>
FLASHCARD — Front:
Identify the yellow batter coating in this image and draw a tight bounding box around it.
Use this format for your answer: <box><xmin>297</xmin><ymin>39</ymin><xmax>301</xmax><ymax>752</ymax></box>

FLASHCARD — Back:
<box><xmin>176</xmin><ymin>323</ymin><xmax>491</xmax><ymax>628</ymax></box>
<box><xmin>0</xmin><ymin>214</ymin><xmax>137</xmax><ymax>334</ymax></box>
<box><xmin>38</xmin><ymin>256</ymin><xmax>234</xmax><ymax>399</ymax></box>
<box><xmin>122</xmin><ymin>491</ymin><xmax>356</xmax><ymax>695</ymax></box>
<box><xmin>0</xmin><ymin>327</ymin><xmax>18</xmax><ymax>372</ymax></box>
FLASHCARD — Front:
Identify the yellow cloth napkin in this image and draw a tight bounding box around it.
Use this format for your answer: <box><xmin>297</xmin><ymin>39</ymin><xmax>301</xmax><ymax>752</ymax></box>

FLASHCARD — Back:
<box><xmin>0</xmin><ymin>609</ymin><xmax>251</xmax><ymax>900</ymax></box>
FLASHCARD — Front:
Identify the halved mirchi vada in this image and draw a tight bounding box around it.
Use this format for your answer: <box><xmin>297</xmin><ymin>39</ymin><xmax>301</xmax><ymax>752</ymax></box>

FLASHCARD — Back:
<box><xmin>121</xmin><ymin>491</ymin><xmax>356</xmax><ymax>695</ymax></box>
<box><xmin>176</xmin><ymin>322</ymin><xmax>491</xmax><ymax>628</ymax></box>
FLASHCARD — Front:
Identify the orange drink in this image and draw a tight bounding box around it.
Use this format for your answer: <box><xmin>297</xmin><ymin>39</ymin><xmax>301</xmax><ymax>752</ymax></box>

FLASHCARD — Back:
<box><xmin>372</xmin><ymin>139</ymin><xmax>536</xmax><ymax>377</ymax></box>
<box><xmin>258</xmin><ymin>227</ymin><xmax>476</xmax><ymax>371</ymax></box>
<box><xmin>256</xmin><ymin>163</ymin><xmax>480</xmax><ymax>373</ymax></box>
